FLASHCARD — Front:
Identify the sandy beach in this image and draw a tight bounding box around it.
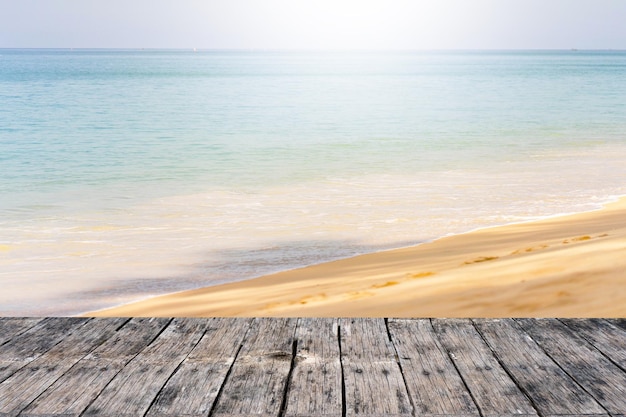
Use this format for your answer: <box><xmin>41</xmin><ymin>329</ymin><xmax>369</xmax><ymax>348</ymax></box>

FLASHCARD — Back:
<box><xmin>89</xmin><ymin>197</ymin><xmax>626</xmax><ymax>317</ymax></box>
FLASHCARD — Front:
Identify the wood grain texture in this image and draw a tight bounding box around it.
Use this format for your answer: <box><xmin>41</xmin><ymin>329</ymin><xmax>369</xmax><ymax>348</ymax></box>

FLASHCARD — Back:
<box><xmin>517</xmin><ymin>318</ymin><xmax>626</xmax><ymax>416</ymax></box>
<box><xmin>340</xmin><ymin>318</ymin><xmax>411</xmax><ymax>417</ymax></box>
<box><xmin>146</xmin><ymin>318</ymin><xmax>253</xmax><ymax>417</ymax></box>
<box><xmin>20</xmin><ymin>318</ymin><xmax>170</xmax><ymax>417</ymax></box>
<box><xmin>82</xmin><ymin>318</ymin><xmax>209</xmax><ymax>417</ymax></box>
<box><xmin>432</xmin><ymin>319</ymin><xmax>537</xmax><ymax>417</ymax></box>
<box><xmin>212</xmin><ymin>317</ymin><xmax>298</xmax><ymax>417</ymax></box>
<box><xmin>560</xmin><ymin>318</ymin><xmax>626</xmax><ymax>370</ymax></box>
<box><xmin>0</xmin><ymin>318</ymin><xmax>126</xmax><ymax>417</ymax></box>
<box><xmin>387</xmin><ymin>318</ymin><xmax>479</xmax><ymax>416</ymax></box>
<box><xmin>83</xmin><ymin>317</ymin><xmax>172</xmax><ymax>363</ymax></box>
<box><xmin>0</xmin><ymin>318</ymin><xmax>89</xmax><ymax>384</ymax></box>
<box><xmin>473</xmin><ymin>318</ymin><xmax>607</xmax><ymax>417</ymax></box>
<box><xmin>0</xmin><ymin>318</ymin><xmax>624</xmax><ymax>417</ymax></box>
<box><xmin>0</xmin><ymin>319</ymin><xmax>43</xmax><ymax>346</ymax></box>
<box><xmin>285</xmin><ymin>318</ymin><xmax>342</xmax><ymax>417</ymax></box>
<box><xmin>608</xmin><ymin>318</ymin><xmax>626</xmax><ymax>332</ymax></box>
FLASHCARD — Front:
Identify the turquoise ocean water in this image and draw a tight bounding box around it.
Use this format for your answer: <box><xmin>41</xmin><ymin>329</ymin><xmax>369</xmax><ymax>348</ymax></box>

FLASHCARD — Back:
<box><xmin>1</xmin><ymin>49</ymin><xmax>625</xmax><ymax>315</ymax></box>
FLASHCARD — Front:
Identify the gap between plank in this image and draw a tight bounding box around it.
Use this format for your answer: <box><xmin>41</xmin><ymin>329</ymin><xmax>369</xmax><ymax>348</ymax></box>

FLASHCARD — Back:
<box><xmin>14</xmin><ymin>318</ymin><xmax>105</xmax><ymax>417</ymax></box>
<box><xmin>0</xmin><ymin>317</ymin><xmax>93</xmax><ymax>386</ymax></box>
<box><xmin>0</xmin><ymin>318</ymin><xmax>44</xmax><ymax>348</ymax></box>
<box><xmin>206</xmin><ymin>319</ymin><xmax>254</xmax><ymax>417</ymax></box>
<box><xmin>513</xmin><ymin>319</ymin><xmax>611</xmax><ymax>417</ymax></box>
<box><xmin>385</xmin><ymin>318</ymin><xmax>416</xmax><ymax>417</ymax></box>
<box><xmin>557</xmin><ymin>318</ymin><xmax>626</xmax><ymax>374</ymax></box>
<box><xmin>142</xmin><ymin>319</ymin><xmax>215</xmax><ymax>417</ymax></box>
<box><xmin>278</xmin><ymin>338</ymin><xmax>299</xmax><ymax>417</ymax></box>
<box><xmin>337</xmin><ymin>322</ymin><xmax>347</xmax><ymax>417</ymax></box>
<box><xmin>470</xmin><ymin>319</ymin><xmax>542</xmax><ymax>417</ymax></box>
<box><xmin>430</xmin><ymin>318</ymin><xmax>485</xmax><ymax>417</ymax></box>
<box><xmin>77</xmin><ymin>318</ymin><xmax>174</xmax><ymax>417</ymax></box>
<box><xmin>114</xmin><ymin>317</ymin><xmax>132</xmax><ymax>332</ymax></box>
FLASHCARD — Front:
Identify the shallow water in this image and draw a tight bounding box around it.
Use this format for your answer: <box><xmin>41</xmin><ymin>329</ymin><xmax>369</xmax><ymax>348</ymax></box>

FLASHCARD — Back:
<box><xmin>1</xmin><ymin>49</ymin><xmax>625</xmax><ymax>315</ymax></box>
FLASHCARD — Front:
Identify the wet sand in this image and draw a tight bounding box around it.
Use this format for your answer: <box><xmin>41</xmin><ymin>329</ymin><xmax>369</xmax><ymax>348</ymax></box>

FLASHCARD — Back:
<box><xmin>89</xmin><ymin>198</ymin><xmax>626</xmax><ymax>317</ymax></box>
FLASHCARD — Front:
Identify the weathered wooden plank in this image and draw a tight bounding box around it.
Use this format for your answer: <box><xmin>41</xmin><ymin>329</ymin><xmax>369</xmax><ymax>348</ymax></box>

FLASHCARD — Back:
<box><xmin>0</xmin><ymin>318</ymin><xmax>43</xmax><ymax>346</ymax></box>
<box><xmin>0</xmin><ymin>317</ymin><xmax>621</xmax><ymax>417</ymax></box>
<box><xmin>0</xmin><ymin>318</ymin><xmax>89</xmax><ymax>383</ymax></box>
<box><xmin>212</xmin><ymin>317</ymin><xmax>297</xmax><ymax>417</ymax></box>
<box><xmin>607</xmin><ymin>318</ymin><xmax>626</xmax><ymax>332</ymax></box>
<box><xmin>340</xmin><ymin>318</ymin><xmax>411</xmax><ymax>417</ymax></box>
<box><xmin>473</xmin><ymin>319</ymin><xmax>607</xmax><ymax>417</ymax></box>
<box><xmin>146</xmin><ymin>318</ymin><xmax>253</xmax><ymax>417</ymax></box>
<box><xmin>82</xmin><ymin>317</ymin><xmax>172</xmax><ymax>363</ymax></box>
<box><xmin>0</xmin><ymin>318</ymin><xmax>126</xmax><ymax>417</ymax></box>
<box><xmin>518</xmin><ymin>318</ymin><xmax>626</xmax><ymax>416</ymax></box>
<box><xmin>387</xmin><ymin>318</ymin><xmax>478</xmax><ymax>417</ymax></box>
<box><xmin>0</xmin><ymin>317</ymin><xmax>89</xmax><ymax>362</ymax></box>
<box><xmin>20</xmin><ymin>317</ymin><xmax>170</xmax><ymax>417</ymax></box>
<box><xmin>560</xmin><ymin>319</ymin><xmax>626</xmax><ymax>370</ymax></box>
<box><xmin>285</xmin><ymin>318</ymin><xmax>342</xmax><ymax>417</ymax></box>
<box><xmin>432</xmin><ymin>319</ymin><xmax>537</xmax><ymax>417</ymax></box>
<box><xmin>82</xmin><ymin>318</ymin><xmax>209</xmax><ymax>417</ymax></box>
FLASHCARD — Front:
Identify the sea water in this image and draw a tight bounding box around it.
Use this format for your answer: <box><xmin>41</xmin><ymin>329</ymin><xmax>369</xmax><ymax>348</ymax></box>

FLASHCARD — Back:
<box><xmin>1</xmin><ymin>49</ymin><xmax>625</xmax><ymax>315</ymax></box>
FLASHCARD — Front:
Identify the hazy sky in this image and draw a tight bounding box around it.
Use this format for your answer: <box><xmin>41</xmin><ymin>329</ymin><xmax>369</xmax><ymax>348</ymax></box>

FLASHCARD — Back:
<box><xmin>1</xmin><ymin>0</ymin><xmax>625</xmax><ymax>49</ymax></box>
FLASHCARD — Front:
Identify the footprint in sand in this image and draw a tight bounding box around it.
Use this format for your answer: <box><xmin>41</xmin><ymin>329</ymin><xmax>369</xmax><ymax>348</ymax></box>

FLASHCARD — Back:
<box><xmin>367</xmin><ymin>272</ymin><xmax>437</xmax><ymax>291</ymax></box>
<box><xmin>406</xmin><ymin>272</ymin><xmax>436</xmax><ymax>279</ymax></box>
<box><xmin>510</xmin><ymin>244</ymin><xmax>549</xmax><ymax>255</ymax></box>
<box><xmin>563</xmin><ymin>233</ymin><xmax>607</xmax><ymax>244</ymax></box>
<box><xmin>464</xmin><ymin>256</ymin><xmax>499</xmax><ymax>265</ymax></box>
<box><xmin>371</xmin><ymin>281</ymin><xmax>399</xmax><ymax>289</ymax></box>
<box><xmin>293</xmin><ymin>293</ymin><xmax>327</xmax><ymax>305</ymax></box>
<box><xmin>263</xmin><ymin>293</ymin><xmax>327</xmax><ymax>310</ymax></box>
<box><xmin>347</xmin><ymin>291</ymin><xmax>375</xmax><ymax>300</ymax></box>
<box><xmin>563</xmin><ymin>235</ymin><xmax>591</xmax><ymax>244</ymax></box>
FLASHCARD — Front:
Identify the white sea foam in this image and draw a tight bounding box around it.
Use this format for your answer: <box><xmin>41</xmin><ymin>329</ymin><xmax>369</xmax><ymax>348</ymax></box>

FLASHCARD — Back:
<box><xmin>2</xmin><ymin>144</ymin><xmax>625</xmax><ymax>315</ymax></box>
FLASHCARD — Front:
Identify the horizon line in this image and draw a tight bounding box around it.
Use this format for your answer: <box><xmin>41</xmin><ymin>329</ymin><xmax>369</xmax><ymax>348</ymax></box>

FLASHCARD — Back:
<box><xmin>1</xmin><ymin>47</ymin><xmax>625</xmax><ymax>52</ymax></box>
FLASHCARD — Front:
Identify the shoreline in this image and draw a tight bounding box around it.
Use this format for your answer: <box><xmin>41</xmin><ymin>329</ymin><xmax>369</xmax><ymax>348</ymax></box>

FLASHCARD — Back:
<box><xmin>88</xmin><ymin>197</ymin><xmax>626</xmax><ymax>317</ymax></box>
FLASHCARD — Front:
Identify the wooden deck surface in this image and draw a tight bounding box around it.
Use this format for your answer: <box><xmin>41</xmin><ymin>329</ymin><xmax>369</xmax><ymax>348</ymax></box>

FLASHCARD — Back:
<box><xmin>0</xmin><ymin>318</ymin><xmax>625</xmax><ymax>417</ymax></box>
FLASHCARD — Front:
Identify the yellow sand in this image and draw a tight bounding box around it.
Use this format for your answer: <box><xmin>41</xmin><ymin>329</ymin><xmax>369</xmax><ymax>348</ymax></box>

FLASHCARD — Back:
<box><xmin>89</xmin><ymin>198</ymin><xmax>626</xmax><ymax>317</ymax></box>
